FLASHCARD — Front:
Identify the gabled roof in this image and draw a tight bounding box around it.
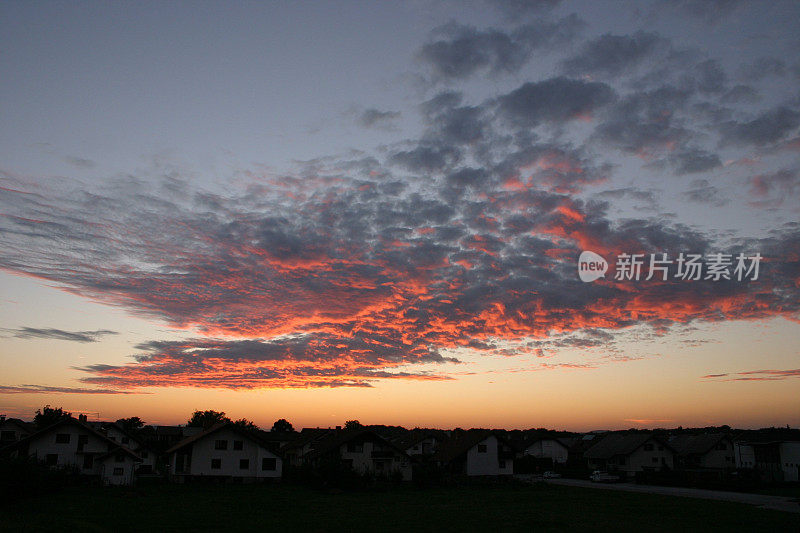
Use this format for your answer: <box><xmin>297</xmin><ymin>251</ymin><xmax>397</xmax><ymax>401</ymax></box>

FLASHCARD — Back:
<box><xmin>434</xmin><ymin>430</ymin><xmax>510</xmax><ymax>464</ymax></box>
<box><xmin>0</xmin><ymin>417</ymin><xmax>142</xmax><ymax>461</ymax></box>
<box><xmin>585</xmin><ymin>433</ymin><xmax>673</xmax><ymax>459</ymax></box>
<box><xmin>303</xmin><ymin>429</ymin><xmax>410</xmax><ymax>462</ymax></box>
<box><xmin>522</xmin><ymin>436</ymin><xmax>571</xmax><ymax>452</ymax></box>
<box><xmin>280</xmin><ymin>428</ymin><xmax>333</xmax><ymax>454</ymax></box>
<box><xmin>0</xmin><ymin>417</ymin><xmax>36</xmax><ymax>433</ymax></box>
<box><xmin>165</xmin><ymin>423</ymin><xmax>280</xmax><ymax>456</ymax></box>
<box><xmin>392</xmin><ymin>430</ymin><xmax>437</xmax><ymax>452</ymax></box>
<box><xmin>669</xmin><ymin>433</ymin><xmax>731</xmax><ymax>456</ymax></box>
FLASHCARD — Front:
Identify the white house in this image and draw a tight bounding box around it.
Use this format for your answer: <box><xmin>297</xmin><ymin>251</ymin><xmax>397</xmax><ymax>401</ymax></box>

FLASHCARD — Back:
<box><xmin>436</xmin><ymin>431</ymin><xmax>514</xmax><ymax>477</ymax></box>
<box><xmin>3</xmin><ymin>417</ymin><xmax>141</xmax><ymax>486</ymax></box>
<box><xmin>737</xmin><ymin>440</ymin><xmax>800</xmax><ymax>482</ymax></box>
<box><xmin>304</xmin><ymin>429</ymin><xmax>413</xmax><ymax>481</ymax></box>
<box><xmin>522</xmin><ymin>437</ymin><xmax>570</xmax><ymax>464</ymax></box>
<box><xmin>585</xmin><ymin>433</ymin><xmax>674</xmax><ymax>478</ymax></box>
<box><xmin>87</xmin><ymin>420</ymin><xmax>159</xmax><ymax>475</ymax></box>
<box><xmin>167</xmin><ymin>423</ymin><xmax>282</xmax><ymax>482</ymax></box>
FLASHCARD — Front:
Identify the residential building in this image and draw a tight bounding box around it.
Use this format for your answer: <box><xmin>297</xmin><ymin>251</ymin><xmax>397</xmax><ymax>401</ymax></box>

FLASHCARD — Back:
<box><xmin>585</xmin><ymin>433</ymin><xmax>674</xmax><ymax>478</ymax></box>
<box><xmin>167</xmin><ymin>423</ymin><xmax>282</xmax><ymax>482</ymax></box>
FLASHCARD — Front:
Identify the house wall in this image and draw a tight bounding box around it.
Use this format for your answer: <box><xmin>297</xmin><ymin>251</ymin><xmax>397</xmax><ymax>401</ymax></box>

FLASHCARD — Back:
<box><xmin>698</xmin><ymin>440</ymin><xmax>735</xmax><ymax>470</ymax></box>
<box><xmin>27</xmin><ymin>424</ymin><xmax>111</xmax><ymax>476</ymax></box>
<box><xmin>735</xmin><ymin>442</ymin><xmax>755</xmax><ymax>468</ymax></box>
<box><xmin>465</xmin><ymin>435</ymin><xmax>512</xmax><ymax>476</ymax></box>
<box><xmin>524</xmin><ymin>439</ymin><xmax>568</xmax><ymax>464</ymax></box>
<box><xmin>99</xmin><ymin>453</ymin><xmax>137</xmax><ymax>486</ymax></box>
<box><xmin>779</xmin><ymin>442</ymin><xmax>800</xmax><ymax>482</ymax></box>
<box><xmin>175</xmin><ymin>428</ymin><xmax>282</xmax><ymax>479</ymax></box>
<box><xmin>338</xmin><ymin>438</ymin><xmax>412</xmax><ymax>481</ymax></box>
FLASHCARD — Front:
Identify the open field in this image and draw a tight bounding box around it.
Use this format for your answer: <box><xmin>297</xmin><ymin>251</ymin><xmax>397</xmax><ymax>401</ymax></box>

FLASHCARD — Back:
<box><xmin>1</xmin><ymin>482</ymin><xmax>798</xmax><ymax>532</ymax></box>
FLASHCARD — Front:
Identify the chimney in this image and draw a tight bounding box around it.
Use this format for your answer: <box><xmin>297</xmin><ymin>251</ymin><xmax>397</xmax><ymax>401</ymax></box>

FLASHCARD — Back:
<box><xmin>78</xmin><ymin>414</ymin><xmax>87</xmax><ymax>423</ymax></box>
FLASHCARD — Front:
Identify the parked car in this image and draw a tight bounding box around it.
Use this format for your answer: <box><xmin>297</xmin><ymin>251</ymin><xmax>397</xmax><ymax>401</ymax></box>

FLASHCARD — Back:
<box><xmin>542</xmin><ymin>471</ymin><xmax>561</xmax><ymax>479</ymax></box>
<box><xmin>590</xmin><ymin>470</ymin><xmax>620</xmax><ymax>483</ymax></box>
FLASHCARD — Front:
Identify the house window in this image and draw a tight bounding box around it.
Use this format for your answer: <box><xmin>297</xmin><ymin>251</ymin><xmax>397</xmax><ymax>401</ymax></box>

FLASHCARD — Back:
<box><xmin>233</xmin><ymin>440</ymin><xmax>243</xmax><ymax>450</ymax></box>
<box><xmin>113</xmin><ymin>467</ymin><xmax>124</xmax><ymax>476</ymax></box>
<box><xmin>211</xmin><ymin>458</ymin><xmax>222</xmax><ymax>469</ymax></box>
<box><xmin>215</xmin><ymin>440</ymin><xmax>228</xmax><ymax>450</ymax></box>
<box><xmin>346</xmin><ymin>442</ymin><xmax>363</xmax><ymax>453</ymax></box>
<box><xmin>262</xmin><ymin>457</ymin><xmax>276</xmax><ymax>471</ymax></box>
<box><xmin>46</xmin><ymin>454</ymin><xmax>58</xmax><ymax>465</ymax></box>
<box><xmin>477</xmin><ymin>444</ymin><xmax>487</xmax><ymax>453</ymax></box>
<box><xmin>55</xmin><ymin>433</ymin><xmax>71</xmax><ymax>444</ymax></box>
<box><xmin>643</xmin><ymin>443</ymin><xmax>654</xmax><ymax>451</ymax></box>
<box><xmin>239</xmin><ymin>459</ymin><xmax>249</xmax><ymax>469</ymax></box>
<box><xmin>83</xmin><ymin>455</ymin><xmax>94</xmax><ymax>469</ymax></box>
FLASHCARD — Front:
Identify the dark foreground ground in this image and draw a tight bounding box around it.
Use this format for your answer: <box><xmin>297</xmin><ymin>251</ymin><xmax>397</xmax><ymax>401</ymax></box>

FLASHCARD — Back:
<box><xmin>1</xmin><ymin>482</ymin><xmax>798</xmax><ymax>532</ymax></box>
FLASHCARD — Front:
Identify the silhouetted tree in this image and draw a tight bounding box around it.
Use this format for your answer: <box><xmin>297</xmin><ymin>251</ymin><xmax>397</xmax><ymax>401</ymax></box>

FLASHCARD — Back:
<box><xmin>344</xmin><ymin>420</ymin><xmax>362</xmax><ymax>430</ymax></box>
<box><xmin>34</xmin><ymin>405</ymin><xmax>71</xmax><ymax>428</ymax></box>
<box><xmin>117</xmin><ymin>416</ymin><xmax>145</xmax><ymax>431</ymax></box>
<box><xmin>233</xmin><ymin>418</ymin><xmax>259</xmax><ymax>431</ymax></box>
<box><xmin>187</xmin><ymin>410</ymin><xmax>230</xmax><ymax>429</ymax></box>
<box><xmin>271</xmin><ymin>418</ymin><xmax>294</xmax><ymax>432</ymax></box>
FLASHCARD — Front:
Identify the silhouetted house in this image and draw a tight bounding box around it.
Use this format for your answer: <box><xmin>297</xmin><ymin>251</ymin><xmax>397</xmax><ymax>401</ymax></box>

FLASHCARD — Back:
<box><xmin>669</xmin><ymin>433</ymin><xmax>735</xmax><ymax>471</ymax></box>
<box><xmin>0</xmin><ymin>416</ymin><xmax>35</xmax><ymax>444</ymax></box>
<box><xmin>256</xmin><ymin>430</ymin><xmax>298</xmax><ymax>455</ymax></box>
<box><xmin>521</xmin><ymin>437</ymin><xmax>571</xmax><ymax>464</ymax></box>
<box><xmin>434</xmin><ymin>430</ymin><xmax>514</xmax><ymax>477</ymax></box>
<box><xmin>393</xmin><ymin>431</ymin><xmax>439</xmax><ymax>457</ymax></box>
<box><xmin>280</xmin><ymin>428</ymin><xmax>334</xmax><ymax>466</ymax></box>
<box><xmin>303</xmin><ymin>429</ymin><xmax>413</xmax><ymax>481</ymax></box>
<box><xmin>585</xmin><ymin>433</ymin><xmax>674</xmax><ymax>478</ymax></box>
<box><xmin>1</xmin><ymin>417</ymin><xmax>141</xmax><ymax>485</ymax></box>
<box><xmin>140</xmin><ymin>425</ymin><xmax>200</xmax><ymax>453</ymax></box>
<box><xmin>166</xmin><ymin>423</ymin><xmax>282</xmax><ymax>482</ymax></box>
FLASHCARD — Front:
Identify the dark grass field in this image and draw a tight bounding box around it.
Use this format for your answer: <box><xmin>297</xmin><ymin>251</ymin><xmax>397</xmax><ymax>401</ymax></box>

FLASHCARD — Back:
<box><xmin>1</xmin><ymin>482</ymin><xmax>798</xmax><ymax>532</ymax></box>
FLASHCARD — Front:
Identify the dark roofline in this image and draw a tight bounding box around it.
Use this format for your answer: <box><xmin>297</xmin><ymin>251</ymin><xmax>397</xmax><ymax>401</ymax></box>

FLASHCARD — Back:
<box><xmin>304</xmin><ymin>429</ymin><xmax>412</xmax><ymax>462</ymax></box>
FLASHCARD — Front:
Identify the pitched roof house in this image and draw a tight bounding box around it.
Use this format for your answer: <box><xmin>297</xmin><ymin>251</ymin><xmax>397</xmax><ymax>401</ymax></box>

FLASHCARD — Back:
<box><xmin>303</xmin><ymin>429</ymin><xmax>413</xmax><ymax>481</ymax></box>
<box><xmin>521</xmin><ymin>437</ymin><xmax>571</xmax><ymax>464</ymax></box>
<box><xmin>434</xmin><ymin>430</ymin><xmax>514</xmax><ymax>477</ymax></box>
<box><xmin>669</xmin><ymin>433</ymin><xmax>735</xmax><ymax>471</ymax></box>
<box><xmin>585</xmin><ymin>433</ymin><xmax>674</xmax><ymax>478</ymax></box>
<box><xmin>166</xmin><ymin>423</ymin><xmax>282</xmax><ymax>481</ymax></box>
<box><xmin>0</xmin><ymin>416</ymin><xmax>35</xmax><ymax>444</ymax></box>
<box><xmin>1</xmin><ymin>417</ymin><xmax>141</xmax><ymax>486</ymax></box>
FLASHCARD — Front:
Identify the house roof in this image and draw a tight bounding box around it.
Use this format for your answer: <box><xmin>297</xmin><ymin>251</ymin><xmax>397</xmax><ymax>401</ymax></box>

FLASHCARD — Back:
<box><xmin>165</xmin><ymin>422</ymin><xmax>280</xmax><ymax>456</ymax></box>
<box><xmin>0</xmin><ymin>417</ymin><xmax>142</xmax><ymax>461</ymax></box>
<box><xmin>0</xmin><ymin>417</ymin><xmax>36</xmax><ymax>433</ymax></box>
<box><xmin>522</xmin><ymin>436</ymin><xmax>571</xmax><ymax>452</ymax></box>
<box><xmin>434</xmin><ymin>430</ymin><xmax>510</xmax><ymax>464</ymax></box>
<box><xmin>585</xmin><ymin>433</ymin><xmax>673</xmax><ymax>459</ymax></box>
<box><xmin>669</xmin><ymin>433</ymin><xmax>730</xmax><ymax>456</ymax></box>
<box><xmin>392</xmin><ymin>430</ymin><xmax>437</xmax><ymax>451</ymax></box>
<box><xmin>303</xmin><ymin>429</ymin><xmax>410</xmax><ymax>462</ymax></box>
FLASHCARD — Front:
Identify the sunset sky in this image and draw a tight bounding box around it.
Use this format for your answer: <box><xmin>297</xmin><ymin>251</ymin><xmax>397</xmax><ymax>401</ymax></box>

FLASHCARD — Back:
<box><xmin>1</xmin><ymin>1</ymin><xmax>798</xmax><ymax>431</ymax></box>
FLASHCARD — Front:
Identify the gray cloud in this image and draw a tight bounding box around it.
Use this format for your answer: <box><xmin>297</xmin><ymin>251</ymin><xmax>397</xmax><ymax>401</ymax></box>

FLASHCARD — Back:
<box><xmin>562</xmin><ymin>31</ymin><xmax>668</xmax><ymax>77</ymax></box>
<box><xmin>4</xmin><ymin>327</ymin><xmax>118</xmax><ymax>343</ymax></box>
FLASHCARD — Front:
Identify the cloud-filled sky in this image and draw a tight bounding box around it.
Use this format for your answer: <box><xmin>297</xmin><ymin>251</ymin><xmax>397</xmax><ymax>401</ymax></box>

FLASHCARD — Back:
<box><xmin>1</xmin><ymin>1</ymin><xmax>798</xmax><ymax>429</ymax></box>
